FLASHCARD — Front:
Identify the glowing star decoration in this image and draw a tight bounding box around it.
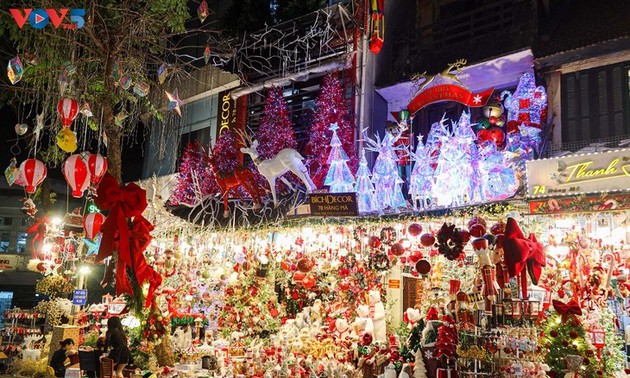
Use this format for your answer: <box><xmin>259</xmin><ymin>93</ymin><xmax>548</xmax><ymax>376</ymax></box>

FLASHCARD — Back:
<box><xmin>198</xmin><ymin>0</ymin><xmax>209</xmax><ymax>23</ymax></box>
<box><xmin>56</xmin><ymin>127</ymin><xmax>78</xmax><ymax>153</ymax></box>
<box><xmin>203</xmin><ymin>46</ymin><xmax>211</xmax><ymax>65</ymax></box>
<box><xmin>83</xmin><ymin>234</ymin><xmax>101</xmax><ymax>256</ymax></box>
<box><xmin>166</xmin><ymin>89</ymin><xmax>182</xmax><ymax>117</ymax></box>
<box><xmin>323</xmin><ymin>122</ymin><xmax>355</xmax><ymax>193</ymax></box>
<box><xmin>500</xmin><ymin>73</ymin><xmax>548</xmax><ymax>128</ymax></box>
<box><xmin>157</xmin><ymin>63</ymin><xmax>168</xmax><ymax>85</ymax></box>
<box><xmin>7</xmin><ymin>56</ymin><xmax>24</xmax><ymax>84</ymax></box>
<box><xmin>80</xmin><ymin>102</ymin><xmax>93</xmax><ymax>118</ymax></box>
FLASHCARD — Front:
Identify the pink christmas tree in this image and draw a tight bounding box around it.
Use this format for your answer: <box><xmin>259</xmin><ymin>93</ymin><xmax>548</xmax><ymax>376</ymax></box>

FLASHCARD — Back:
<box><xmin>305</xmin><ymin>72</ymin><xmax>357</xmax><ymax>188</ymax></box>
<box><xmin>210</xmin><ymin>129</ymin><xmax>240</xmax><ymax>173</ymax></box>
<box><xmin>256</xmin><ymin>86</ymin><xmax>297</xmax><ymax>159</ymax></box>
<box><xmin>170</xmin><ymin>141</ymin><xmax>218</xmax><ymax>206</ymax></box>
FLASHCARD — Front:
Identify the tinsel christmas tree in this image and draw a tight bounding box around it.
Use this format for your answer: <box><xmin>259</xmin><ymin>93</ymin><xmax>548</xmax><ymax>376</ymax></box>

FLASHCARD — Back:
<box><xmin>354</xmin><ymin>149</ymin><xmax>378</xmax><ymax>213</ymax></box>
<box><xmin>211</xmin><ymin>129</ymin><xmax>240</xmax><ymax>174</ymax></box>
<box><xmin>305</xmin><ymin>72</ymin><xmax>357</xmax><ymax>188</ymax></box>
<box><xmin>256</xmin><ymin>86</ymin><xmax>297</xmax><ymax>160</ymax></box>
<box><xmin>170</xmin><ymin>141</ymin><xmax>218</xmax><ymax>206</ymax></box>
<box><xmin>323</xmin><ymin>123</ymin><xmax>355</xmax><ymax>192</ymax></box>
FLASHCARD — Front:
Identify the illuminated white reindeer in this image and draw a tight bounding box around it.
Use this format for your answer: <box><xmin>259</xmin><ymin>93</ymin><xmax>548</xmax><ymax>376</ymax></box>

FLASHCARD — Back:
<box><xmin>238</xmin><ymin>130</ymin><xmax>316</xmax><ymax>207</ymax></box>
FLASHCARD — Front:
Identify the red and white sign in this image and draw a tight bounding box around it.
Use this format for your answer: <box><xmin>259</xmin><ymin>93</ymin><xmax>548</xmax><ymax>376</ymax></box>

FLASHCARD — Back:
<box><xmin>408</xmin><ymin>84</ymin><xmax>494</xmax><ymax>115</ymax></box>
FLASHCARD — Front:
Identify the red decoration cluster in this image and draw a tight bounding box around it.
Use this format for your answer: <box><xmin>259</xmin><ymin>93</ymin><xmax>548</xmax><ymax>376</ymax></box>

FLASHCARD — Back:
<box><xmin>434</xmin><ymin>315</ymin><xmax>458</xmax><ymax>360</ymax></box>
<box><xmin>170</xmin><ymin>141</ymin><xmax>219</xmax><ymax>206</ymax></box>
<box><xmin>305</xmin><ymin>72</ymin><xmax>357</xmax><ymax>188</ymax></box>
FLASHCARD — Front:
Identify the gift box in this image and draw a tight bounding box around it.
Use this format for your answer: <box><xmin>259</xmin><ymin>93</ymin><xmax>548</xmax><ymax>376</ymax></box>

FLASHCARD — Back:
<box><xmin>436</xmin><ymin>368</ymin><xmax>458</xmax><ymax>378</ymax></box>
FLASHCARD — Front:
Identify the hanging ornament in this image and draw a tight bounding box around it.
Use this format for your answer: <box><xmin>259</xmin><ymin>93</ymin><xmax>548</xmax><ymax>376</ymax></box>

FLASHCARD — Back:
<box><xmin>203</xmin><ymin>46</ymin><xmax>211</xmax><ymax>65</ymax></box>
<box><xmin>57</xmin><ymin>98</ymin><xmax>79</xmax><ymax>127</ymax></box>
<box><xmin>4</xmin><ymin>158</ymin><xmax>19</xmax><ymax>186</ymax></box>
<box><xmin>84</xmin><ymin>212</ymin><xmax>106</xmax><ymax>240</ymax></box>
<box><xmin>197</xmin><ymin>0</ymin><xmax>209</xmax><ymax>23</ymax></box>
<box><xmin>63</xmin><ymin>154</ymin><xmax>91</xmax><ymax>198</ymax></box>
<box><xmin>34</xmin><ymin>113</ymin><xmax>45</xmax><ymax>138</ymax></box>
<box><xmin>297</xmin><ymin>258</ymin><xmax>314</xmax><ymax>273</ymax></box>
<box><xmin>80</xmin><ymin>102</ymin><xmax>93</xmax><ymax>118</ymax></box>
<box><xmin>420</xmin><ymin>233</ymin><xmax>435</xmax><ymax>247</ymax></box>
<box><xmin>112</xmin><ymin>59</ymin><xmax>121</xmax><ymax>83</ymax></box>
<box><xmin>120</xmin><ymin>76</ymin><xmax>133</xmax><ymax>90</ymax></box>
<box><xmin>19</xmin><ymin>159</ymin><xmax>47</xmax><ymax>194</ymax></box>
<box><xmin>114</xmin><ymin>111</ymin><xmax>128</xmax><ymax>127</ymax></box>
<box><xmin>7</xmin><ymin>56</ymin><xmax>24</xmax><ymax>85</ymax></box>
<box><xmin>390</xmin><ymin>243</ymin><xmax>405</xmax><ymax>256</ymax></box>
<box><xmin>56</xmin><ymin>127</ymin><xmax>78</xmax><ymax>153</ymax></box>
<box><xmin>133</xmin><ymin>81</ymin><xmax>150</xmax><ymax>97</ymax></box>
<box><xmin>15</xmin><ymin>123</ymin><xmax>28</xmax><ymax>136</ymax></box>
<box><xmin>166</xmin><ymin>89</ymin><xmax>182</xmax><ymax>117</ymax></box>
<box><xmin>368</xmin><ymin>0</ymin><xmax>385</xmax><ymax>54</ymax></box>
<box><xmin>157</xmin><ymin>63</ymin><xmax>168</xmax><ymax>85</ymax></box>
<box><xmin>86</xmin><ymin>153</ymin><xmax>108</xmax><ymax>185</ymax></box>
<box><xmin>407</xmin><ymin>223</ymin><xmax>423</xmax><ymax>237</ymax></box>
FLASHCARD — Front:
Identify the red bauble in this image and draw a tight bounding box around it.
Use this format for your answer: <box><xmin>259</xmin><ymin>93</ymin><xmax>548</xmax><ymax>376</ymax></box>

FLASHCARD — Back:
<box><xmin>471</xmin><ymin>237</ymin><xmax>489</xmax><ymax>251</ymax></box>
<box><xmin>454</xmin><ymin>229</ymin><xmax>470</xmax><ymax>244</ymax></box>
<box><xmin>490</xmin><ymin>221</ymin><xmax>506</xmax><ymax>235</ymax></box>
<box><xmin>469</xmin><ymin>224</ymin><xmax>487</xmax><ymax>238</ymax></box>
<box><xmin>338</xmin><ymin>280</ymin><xmax>350</xmax><ymax>291</ymax></box>
<box><xmin>293</xmin><ymin>272</ymin><xmax>306</xmax><ymax>282</ymax></box>
<box><xmin>583</xmin><ymin>358</ymin><xmax>590</xmax><ymax>366</ymax></box>
<box><xmin>297</xmin><ymin>258</ymin><xmax>314</xmax><ymax>273</ymax></box>
<box><xmin>420</xmin><ymin>233</ymin><xmax>435</xmax><ymax>247</ymax></box>
<box><xmin>407</xmin><ymin>223</ymin><xmax>422</xmax><ymax>237</ymax></box>
<box><xmin>408</xmin><ymin>251</ymin><xmax>422</xmax><ymax>263</ymax></box>
<box><xmin>495</xmin><ymin>234</ymin><xmax>505</xmax><ymax>248</ymax></box>
<box><xmin>368</xmin><ymin>236</ymin><xmax>381</xmax><ymax>249</ymax></box>
<box><xmin>468</xmin><ymin>215</ymin><xmax>487</xmax><ymax>229</ymax></box>
<box><xmin>550</xmin><ymin>330</ymin><xmax>558</xmax><ymax>338</ymax></box>
<box><xmin>390</xmin><ymin>243</ymin><xmax>405</xmax><ymax>256</ymax></box>
<box><xmin>302</xmin><ymin>275</ymin><xmax>316</xmax><ymax>289</ymax></box>
<box><xmin>415</xmin><ymin>259</ymin><xmax>431</xmax><ymax>275</ymax></box>
<box><xmin>36</xmin><ymin>262</ymin><xmax>46</xmax><ymax>272</ymax></box>
<box><xmin>569</xmin><ymin>331</ymin><xmax>578</xmax><ymax>339</ymax></box>
<box><xmin>562</xmin><ymin>340</ymin><xmax>569</xmax><ymax>347</ymax></box>
<box><xmin>488</xmin><ymin>116</ymin><xmax>497</xmax><ymax>125</ymax></box>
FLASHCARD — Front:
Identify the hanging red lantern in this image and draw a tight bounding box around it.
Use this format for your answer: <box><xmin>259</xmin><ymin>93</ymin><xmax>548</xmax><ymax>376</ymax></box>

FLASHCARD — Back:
<box><xmin>57</xmin><ymin>98</ymin><xmax>79</xmax><ymax>127</ymax></box>
<box><xmin>86</xmin><ymin>153</ymin><xmax>108</xmax><ymax>184</ymax></box>
<box><xmin>63</xmin><ymin>155</ymin><xmax>91</xmax><ymax>198</ymax></box>
<box><xmin>19</xmin><ymin>159</ymin><xmax>47</xmax><ymax>194</ymax></box>
<box><xmin>83</xmin><ymin>212</ymin><xmax>106</xmax><ymax>240</ymax></box>
<box><xmin>368</xmin><ymin>0</ymin><xmax>385</xmax><ymax>54</ymax></box>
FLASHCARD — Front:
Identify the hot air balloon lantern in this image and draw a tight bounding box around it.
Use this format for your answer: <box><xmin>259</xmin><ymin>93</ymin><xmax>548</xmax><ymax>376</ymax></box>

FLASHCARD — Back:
<box><xmin>19</xmin><ymin>159</ymin><xmax>47</xmax><ymax>194</ymax></box>
<box><xmin>57</xmin><ymin>98</ymin><xmax>79</xmax><ymax>127</ymax></box>
<box><xmin>84</xmin><ymin>212</ymin><xmax>106</xmax><ymax>240</ymax></box>
<box><xmin>63</xmin><ymin>155</ymin><xmax>91</xmax><ymax>198</ymax></box>
<box><xmin>86</xmin><ymin>153</ymin><xmax>108</xmax><ymax>185</ymax></box>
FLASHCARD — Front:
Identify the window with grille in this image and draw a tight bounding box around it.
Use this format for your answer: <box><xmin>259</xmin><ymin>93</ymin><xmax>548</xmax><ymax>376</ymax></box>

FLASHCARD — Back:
<box><xmin>561</xmin><ymin>61</ymin><xmax>630</xmax><ymax>144</ymax></box>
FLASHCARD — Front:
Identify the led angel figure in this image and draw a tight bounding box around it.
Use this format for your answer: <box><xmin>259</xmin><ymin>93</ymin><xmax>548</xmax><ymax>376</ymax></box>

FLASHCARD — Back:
<box><xmin>408</xmin><ymin>135</ymin><xmax>434</xmax><ymax>210</ymax></box>
<box><xmin>432</xmin><ymin>111</ymin><xmax>475</xmax><ymax>207</ymax></box>
<box><xmin>478</xmin><ymin>141</ymin><xmax>519</xmax><ymax>201</ymax></box>
<box><xmin>362</xmin><ymin>128</ymin><xmax>407</xmax><ymax>212</ymax></box>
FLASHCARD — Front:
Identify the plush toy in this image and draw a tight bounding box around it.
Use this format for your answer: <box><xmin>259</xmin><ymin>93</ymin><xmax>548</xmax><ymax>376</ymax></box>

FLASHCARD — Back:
<box><xmin>334</xmin><ymin>318</ymin><xmax>351</xmax><ymax>341</ymax></box>
<box><xmin>353</xmin><ymin>304</ymin><xmax>375</xmax><ymax>338</ymax></box>
<box><xmin>368</xmin><ymin>290</ymin><xmax>387</xmax><ymax>343</ymax></box>
<box><xmin>404</xmin><ymin>308</ymin><xmax>421</xmax><ymax>330</ymax></box>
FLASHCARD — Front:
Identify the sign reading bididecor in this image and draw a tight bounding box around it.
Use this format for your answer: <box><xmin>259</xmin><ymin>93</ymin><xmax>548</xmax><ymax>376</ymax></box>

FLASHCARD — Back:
<box><xmin>309</xmin><ymin>192</ymin><xmax>358</xmax><ymax>216</ymax></box>
<box><xmin>526</xmin><ymin>149</ymin><xmax>630</xmax><ymax>198</ymax></box>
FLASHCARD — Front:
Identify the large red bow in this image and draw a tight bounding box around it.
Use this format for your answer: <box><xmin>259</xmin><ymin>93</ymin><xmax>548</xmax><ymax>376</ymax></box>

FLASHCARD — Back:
<box><xmin>503</xmin><ymin>217</ymin><xmax>546</xmax><ymax>298</ymax></box>
<box><xmin>552</xmin><ymin>299</ymin><xmax>582</xmax><ymax>324</ymax></box>
<box><xmin>130</xmin><ymin>216</ymin><xmax>162</xmax><ymax>307</ymax></box>
<box><xmin>94</xmin><ymin>173</ymin><xmax>159</xmax><ymax>307</ymax></box>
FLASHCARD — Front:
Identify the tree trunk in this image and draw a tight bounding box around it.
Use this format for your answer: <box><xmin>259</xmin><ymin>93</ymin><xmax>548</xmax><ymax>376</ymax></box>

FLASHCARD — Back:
<box><xmin>102</xmin><ymin>104</ymin><xmax>123</xmax><ymax>185</ymax></box>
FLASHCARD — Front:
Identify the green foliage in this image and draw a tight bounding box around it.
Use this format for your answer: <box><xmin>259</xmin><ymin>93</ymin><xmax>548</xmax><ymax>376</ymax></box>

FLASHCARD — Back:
<box><xmin>543</xmin><ymin>313</ymin><xmax>598</xmax><ymax>376</ymax></box>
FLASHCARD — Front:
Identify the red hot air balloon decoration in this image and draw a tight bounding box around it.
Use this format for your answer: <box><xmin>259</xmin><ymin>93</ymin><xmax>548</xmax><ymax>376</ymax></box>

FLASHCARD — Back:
<box><xmin>63</xmin><ymin>155</ymin><xmax>91</xmax><ymax>198</ymax></box>
<box><xmin>86</xmin><ymin>153</ymin><xmax>108</xmax><ymax>184</ymax></box>
<box><xmin>57</xmin><ymin>98</ymin><xmax>79</xmax><ymax>127</ymax></box>
<box><xmin>19</xmin><ymin>159</ymin><xmax>47</xmax><ymax>194</ymax></box>
<box><xmin>84</xmin><ymin>212</ymin><xmax>106</xmax><ymax>240</ymax></box>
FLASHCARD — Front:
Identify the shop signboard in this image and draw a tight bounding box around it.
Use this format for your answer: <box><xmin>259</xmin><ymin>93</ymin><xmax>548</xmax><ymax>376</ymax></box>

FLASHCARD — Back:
<box><xmin>215</xmin><ymin>90</ymin><xmax>248</xmax><ymax>164</ymax></box>
<box><xmin>309</xmin><ymin>192</ymin><xmax>358</xmax><ymax>216</ymax></box>
<box><xmin>526</xmin><ymin>149</ymin><xmax>630</xmax><ymax>198</ymax></box>
<box><xmin>0</xmin><ymin>255</ymin><xmax>21</xmax><ymax>271</ymax></box>
<box><xmin>72</xmin><ymin>289</ymin><xmax>87</xmax><ymax>306</ymax></box>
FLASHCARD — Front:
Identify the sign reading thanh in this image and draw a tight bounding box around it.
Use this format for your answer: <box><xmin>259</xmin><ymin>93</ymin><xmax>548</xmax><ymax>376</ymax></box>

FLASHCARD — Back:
<box><xmin>526</xmin><ymin>149</ymin><xmax>630</xmax><ymax>197</ymax></box>
<box><xmin>309</xmin><ymin>192</ymin><xmax>358</xmax><ymax>216</ymax></box>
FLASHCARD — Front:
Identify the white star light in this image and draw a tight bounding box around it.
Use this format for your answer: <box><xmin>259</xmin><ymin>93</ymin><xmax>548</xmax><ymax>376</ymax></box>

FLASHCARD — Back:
<box><xmin>472</xmin><ymin>94</ymin><xmax>483</xmax><ymax>104</ymax></box>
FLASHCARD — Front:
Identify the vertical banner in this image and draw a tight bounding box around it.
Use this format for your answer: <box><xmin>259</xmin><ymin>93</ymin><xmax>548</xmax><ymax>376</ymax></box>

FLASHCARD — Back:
<box><xmin>216</xmin><ymin>91</ymin><xmax>248</xmax><ymax>164</ymax></box>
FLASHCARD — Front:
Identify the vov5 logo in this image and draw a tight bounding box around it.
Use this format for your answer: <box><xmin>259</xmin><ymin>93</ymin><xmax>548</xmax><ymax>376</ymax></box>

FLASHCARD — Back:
<box><xmin>9</xmin><ymin>8</ymin><xmax>85</xmax><ymax>30</ymax></box>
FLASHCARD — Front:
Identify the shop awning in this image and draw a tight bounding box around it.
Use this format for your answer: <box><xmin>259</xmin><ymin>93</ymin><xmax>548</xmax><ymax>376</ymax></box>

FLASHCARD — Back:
<box><xmin>375</xmin><ymin>49</ymin><xmax>535</xmax><ymax>118</ymax></box>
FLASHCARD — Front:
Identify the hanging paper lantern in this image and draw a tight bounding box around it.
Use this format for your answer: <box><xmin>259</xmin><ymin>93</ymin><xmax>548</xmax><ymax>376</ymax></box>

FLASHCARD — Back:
<box><xmin>86</xmin><ymin>153</ymin><xmax>108</xmax><ymax>184</ymax></box>
<box><xmin>84</xmin><ymin>212</ymin><xmax>106</xmax><ymax>240</ymax></box>
<box><xmin>368</xmin><ymin>0</ymin><xmax>385</xmax><ymax>54</ymax></box>
<box><xmin>57</xmin><ymin>98</ymin><xmax>79</xmax><ymax>127</ymax></box>
<box><xmin>19</xmin><ymin>159</ymin><xmax>47</xmax><ymax>194</ymax></box>
<box><xmin>63</xmin><ymin>155</ymin><xmax>91</xmax><ymax>198</ymax></box>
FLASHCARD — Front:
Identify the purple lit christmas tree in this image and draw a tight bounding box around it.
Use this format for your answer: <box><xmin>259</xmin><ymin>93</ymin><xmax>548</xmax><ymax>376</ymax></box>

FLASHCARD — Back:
<box><xmin>170</xmin><ymin>141</ymin><xmax>219</xmax><ymax>206</ymax></box>
<box><xmin>305</xmin><ymin>72</ymin><xmax>357</xmax><ymax>189</ymax></box>
<box><xmin>324</xmin><ymin>123</ymin><xmax>355</xmax><ymax>192</ymax></box>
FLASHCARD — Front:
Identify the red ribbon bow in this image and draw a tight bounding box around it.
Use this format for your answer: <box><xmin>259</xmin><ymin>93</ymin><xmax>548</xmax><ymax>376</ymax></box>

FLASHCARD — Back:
<box><xmin>503</xmin><ymin>217</ymin><xmax>546</xmax><ymax>298</ymax></box>
<box><xmin>94</xmin><ymin>174</ymin><xmax>160</xmax><ymax>307</ymax></box>
<box><xmin>552</xmin><ymin>299</ymin><xmax>582</xmax><ymax>324</ymax></box>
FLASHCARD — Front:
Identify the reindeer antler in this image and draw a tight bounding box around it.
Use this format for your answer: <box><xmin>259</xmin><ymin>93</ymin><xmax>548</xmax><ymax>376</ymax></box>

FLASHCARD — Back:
<box><xmin>233</xmin><ymin>128</ymin><xmax>253</xmax><ymax>147</ymax></box>
<box><xmin>449</xmin><ymin>58</ymin><xmax>467</xmax><ymax>70</ymax></box>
